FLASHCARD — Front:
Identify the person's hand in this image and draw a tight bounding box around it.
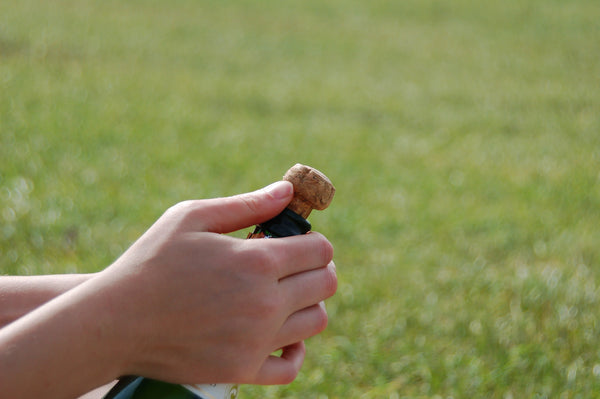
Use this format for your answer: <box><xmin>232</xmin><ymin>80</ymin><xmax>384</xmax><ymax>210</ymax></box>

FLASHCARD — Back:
<box><xmin>0</xmin><ymin>181</ymin><xmax>336</xmax><ymax>399</ymax></box>
<box><xmin>96</xmin><ymin>180</ymin><xmax>337</xmax><ymax>385</ymax></box>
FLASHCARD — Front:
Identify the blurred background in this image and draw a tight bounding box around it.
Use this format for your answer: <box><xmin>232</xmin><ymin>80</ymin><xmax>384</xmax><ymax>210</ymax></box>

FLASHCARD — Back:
<box><xmin>1</xmin><ymin>0</ymin><xmax>599</xmax><ymax>397</ymax></box>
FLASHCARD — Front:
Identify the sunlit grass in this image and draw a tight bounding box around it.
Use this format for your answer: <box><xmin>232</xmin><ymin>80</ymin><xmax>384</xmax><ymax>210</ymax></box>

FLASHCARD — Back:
<box><xmin>2</xmin><ymin>0</ymin><xmax>600</xmax><ymax>397</ymax></box>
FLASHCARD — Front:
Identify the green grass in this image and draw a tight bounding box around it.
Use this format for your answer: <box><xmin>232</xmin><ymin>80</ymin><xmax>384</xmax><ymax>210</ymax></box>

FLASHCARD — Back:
<box><xmin>2</xmin><ymin>0</ymin><xmax>600</xmax><ymax>397</ymax></box>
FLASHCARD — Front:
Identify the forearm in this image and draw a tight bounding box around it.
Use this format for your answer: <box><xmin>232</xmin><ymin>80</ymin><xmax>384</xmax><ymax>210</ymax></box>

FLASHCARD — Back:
<box><xmin>0</xmin><ymin>272</ymin><xmax>132</xmax><ymax>398</ymax></box>
<box><xmin>0</xmin><ymin>273</ymin><xmax>95</xmax><ymax>328</ymax></box>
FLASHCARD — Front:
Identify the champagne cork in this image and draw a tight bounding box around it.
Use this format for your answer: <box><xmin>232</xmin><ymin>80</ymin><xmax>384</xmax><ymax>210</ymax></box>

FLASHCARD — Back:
<box><xmin>247</xmin><ymin>164</ymin><xmax>335</xmax><ymax>239</ymax></box>
<box><xmin>283</xmin><ymin>164</ymin><xmax>336</xmax><ymax>219</ymax></box>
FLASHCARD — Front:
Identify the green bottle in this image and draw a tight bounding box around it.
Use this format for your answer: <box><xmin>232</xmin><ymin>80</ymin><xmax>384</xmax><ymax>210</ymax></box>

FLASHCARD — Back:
<box><xmin>103</xmin><ymin>377</ymin><xmax>238</xmax><ymax>399</ymax></box>
<box><xmin>103</xmin><ymin>164</ymin><xmax>335</xmax><ymax>399</ymax></box>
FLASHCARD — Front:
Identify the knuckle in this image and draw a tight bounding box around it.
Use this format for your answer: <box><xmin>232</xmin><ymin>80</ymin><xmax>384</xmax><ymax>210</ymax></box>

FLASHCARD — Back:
<box><xmin>164</xmin><ymin>200</ymin><xmax>201</xmax><ymax>223</ymax></box>
<box><xmin>255</xmin><ymin>293</ymin><xmax>281</xmax><ymax>318</ymax></box>
<box><xmin>279</xmin><ymin>367</ymin><xmax>300</xmax><ymax>385</ymax></box>
<box><xmin>244</xmin><ymin>243</ymin><xmax>280</xmax><ymax>277</ymax></box>
<box><xmin>221</xmin><ymin>341</ymin><xmax>265</xmax><ymax>383</ymax></box>
<box><xmin>323</xmin><ymin>263</ymin><xmax>338</xmax><ymax>298</ymax></box>
<box><xmin>313</xmin><ymin>304</ymin><xmax>329</xmax><ymax>333</ymax></box>
<box><xmin>312</xmin><ymin>232</ymin><xmax>334</xmax><ymax>263</ymax></box>
<box><xmin>228</xmin><ymin>361</ymin><xmax>255</xmax><ymax>383</ymax></box>
<box><xmin>167</xmin><ymin>200</ymin><xmax>195</xmax><ymax>214</ymax></box>
<box><xmin>239</xmin><ymin>194</ymin><xmax>262</xmax><ymax>216</ymax></box>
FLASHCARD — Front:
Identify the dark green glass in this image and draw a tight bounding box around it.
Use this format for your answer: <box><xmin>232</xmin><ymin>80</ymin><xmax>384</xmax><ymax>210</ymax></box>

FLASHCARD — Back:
<box><xmin>103</xmin><ymin>377</ymin><xmax>198</xmax><ymax>399</ymax></box>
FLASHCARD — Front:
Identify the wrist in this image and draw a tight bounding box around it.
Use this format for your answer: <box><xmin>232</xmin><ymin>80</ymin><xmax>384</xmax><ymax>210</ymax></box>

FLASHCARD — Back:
<box><xmin>80</xmin><ymin>270</ymin><xmax>147</xmax><ymax>379</ymax></box>
<box><xmin>0</xmin><ymin>273</ymin><xmax>131</xmax><ymax>398</ymax></box>
<box><xmin>0</xmin><ymin>272</ymin><xmax>101</xmax><ymax>329</ymax></box>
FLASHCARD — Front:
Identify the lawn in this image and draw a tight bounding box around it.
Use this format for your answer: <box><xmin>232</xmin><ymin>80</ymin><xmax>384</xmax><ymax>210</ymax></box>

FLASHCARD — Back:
<box><xmin>1</xmin><ymin>0</ymin><xmax>600</xmax><ymax>397</ymax></box>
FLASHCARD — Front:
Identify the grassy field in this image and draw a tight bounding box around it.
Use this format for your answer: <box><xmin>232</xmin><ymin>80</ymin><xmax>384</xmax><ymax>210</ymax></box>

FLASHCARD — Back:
<box><xmin>2</xmin><ymin>0</ymin><xmax>600</xmax><ymax>397</ymax></box>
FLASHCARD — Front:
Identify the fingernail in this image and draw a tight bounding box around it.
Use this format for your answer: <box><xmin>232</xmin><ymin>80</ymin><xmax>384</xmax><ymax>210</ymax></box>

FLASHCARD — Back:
<box><xmin>264</xmin><ymin>181</ymin><xmax>293</xmax><ymax>200</ymax></box>
<box><xmin>319</xmin><ymin>301</ymin><xmax>327</xmax><ymax>312</ymax></box>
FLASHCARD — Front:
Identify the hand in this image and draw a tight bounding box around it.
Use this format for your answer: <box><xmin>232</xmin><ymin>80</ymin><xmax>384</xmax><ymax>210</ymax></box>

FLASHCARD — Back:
<box><xmin>0</xmin><ymin>181</ymin><xmax>337</xmax><ymax>398</ymax></box>
<box><xmin>98</xmin><ymin>181</ymin><xmax>337</xmax><ymax>385</ymax></box>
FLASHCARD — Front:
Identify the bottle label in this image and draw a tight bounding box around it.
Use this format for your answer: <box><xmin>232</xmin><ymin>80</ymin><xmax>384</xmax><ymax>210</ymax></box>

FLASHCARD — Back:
<box><xmin>183</xmin><ymin>384</ymin><xmax>238</xmax><ymax>399</ymax></box>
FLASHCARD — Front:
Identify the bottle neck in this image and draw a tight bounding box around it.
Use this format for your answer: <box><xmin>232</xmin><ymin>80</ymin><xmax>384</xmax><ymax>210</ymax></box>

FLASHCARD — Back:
<box><xmin>258</xmin><ymin>208</ymin><xmax>312</xmax><ymax>237</ymax></box>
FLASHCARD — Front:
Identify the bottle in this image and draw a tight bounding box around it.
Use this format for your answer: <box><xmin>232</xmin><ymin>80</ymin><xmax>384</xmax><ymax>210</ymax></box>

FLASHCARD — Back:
<box><xmin>103</xmin><ymin>377</ymin><xmax>238</xmax><ymax>399</ymax></box>
<box><xmin>103</xmin><ymin>164</ymin><xmax>335</xmax><ymax>399</ymax></box>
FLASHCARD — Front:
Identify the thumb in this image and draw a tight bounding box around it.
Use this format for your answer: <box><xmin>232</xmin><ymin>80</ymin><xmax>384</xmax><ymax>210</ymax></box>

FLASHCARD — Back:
<box><xmin>194</xmin><ymin>181</ymin><xmax>294</xmax><ymax>234</ymax></box>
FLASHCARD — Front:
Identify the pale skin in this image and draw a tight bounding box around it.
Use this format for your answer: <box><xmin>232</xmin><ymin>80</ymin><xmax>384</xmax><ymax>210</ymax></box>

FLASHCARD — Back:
<box><xmin>0</xmin><ymin>181</ymin><xmax>337</xmax><ymax>399</ymax></box>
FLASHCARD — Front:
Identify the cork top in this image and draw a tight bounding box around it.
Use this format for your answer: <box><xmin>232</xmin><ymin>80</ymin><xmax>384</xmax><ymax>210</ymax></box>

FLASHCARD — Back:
<box><xmin>283</xmin><ymin>164</ymin><xmax>335</xmax><ymax>219</ymax></box>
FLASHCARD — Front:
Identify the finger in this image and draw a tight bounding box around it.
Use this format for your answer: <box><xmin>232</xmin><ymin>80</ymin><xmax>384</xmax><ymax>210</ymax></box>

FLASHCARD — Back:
<box><xmin>248</xmin><ymin>232</ymin><xmax>333</xmax><ymax>280</ymax></box>
<box><xmin>253</xmin><ymin>341</ymin><xmax>306</xmax><ymax>385</ymax></box>
<box><xmin>190</xmin><ymin>181</ymin><xmax>294</xmax><ymax>234</ymax></box>
<box><xmin>273</xmin><ymin>303</ymin><xmax>328</xmax><ymax>351</ymax></box>
<box><xmin>278</xmin><ymin>261</ymin><xmax>337</xmax><ymax>312</ymax></box>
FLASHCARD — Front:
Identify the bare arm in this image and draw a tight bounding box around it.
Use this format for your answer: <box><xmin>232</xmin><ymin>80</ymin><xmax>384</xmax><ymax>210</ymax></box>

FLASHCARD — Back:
<box><xmin>0</xmin><ymin>274</ymin><xmax>95</xmax><ymax>328</ymax></box>
<box><xmin>0</xmin><ymin>273</ymin><xmax>134</xmax><ymax>398</ymax></box>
